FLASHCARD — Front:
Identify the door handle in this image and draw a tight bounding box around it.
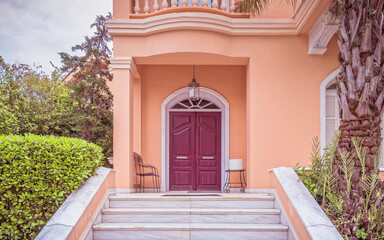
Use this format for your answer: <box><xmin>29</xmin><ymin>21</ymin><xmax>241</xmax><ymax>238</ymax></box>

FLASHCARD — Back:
<box><xmin>176</xmin><ymin>156</ymin><xmax>188</xmax><ymax>159</ymax></box>
<box><xmin>202</xmin><ymin>156</ymin><xmax>214</xmax><ymax>159</ymax></box>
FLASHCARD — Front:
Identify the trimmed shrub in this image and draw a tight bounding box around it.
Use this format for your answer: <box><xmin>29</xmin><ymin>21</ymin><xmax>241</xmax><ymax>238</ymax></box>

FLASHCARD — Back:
<box><xmin>0</xmin><ymin>134</ymin><xmax>103</xmax><ymax>239</ymax></box>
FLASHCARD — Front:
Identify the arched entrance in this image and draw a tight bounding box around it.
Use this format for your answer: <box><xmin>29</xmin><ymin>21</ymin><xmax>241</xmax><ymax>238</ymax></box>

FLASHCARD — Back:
<box><xmin>161</xmin><ymin>87</ymin><xmax>229</xmax><ymax>192</ymax></box>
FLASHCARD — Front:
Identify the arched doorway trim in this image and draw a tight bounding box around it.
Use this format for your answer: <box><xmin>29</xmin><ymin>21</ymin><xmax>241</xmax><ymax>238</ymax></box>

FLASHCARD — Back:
<box><xmin>161</xmin><ymin>87</ymin><xmax>229</xmax><ymax>192</ymax></box>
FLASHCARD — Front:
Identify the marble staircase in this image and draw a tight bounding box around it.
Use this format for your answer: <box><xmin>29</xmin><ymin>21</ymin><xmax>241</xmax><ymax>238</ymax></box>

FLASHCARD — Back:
<box><xmin>92</xmin><ymin>193</ymin><xmax>290</xmax><ymax>240</ymax></box>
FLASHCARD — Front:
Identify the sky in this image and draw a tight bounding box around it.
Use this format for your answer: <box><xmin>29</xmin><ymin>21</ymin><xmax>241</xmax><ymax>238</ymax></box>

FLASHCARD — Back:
<box><xmin>0</xmin><ymin>0</ymin><xmax>112</xmax><ymax>73</ymax></box>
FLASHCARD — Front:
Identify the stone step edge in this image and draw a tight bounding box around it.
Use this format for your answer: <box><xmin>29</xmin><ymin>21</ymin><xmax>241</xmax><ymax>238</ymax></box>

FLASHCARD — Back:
<box><xmin>102</xmin><ymin>208</ymin><xmax>281</xmax><ymax>215</ymax></box>
<box><xmin>109</xmin><ymin>195</ymin><xmax>275</xmax><ymax>201</ymax></box>
<box><xmin>93</xmin><ymin>223</ymin><xmax>289</xmax><ymax>232</ymax></box>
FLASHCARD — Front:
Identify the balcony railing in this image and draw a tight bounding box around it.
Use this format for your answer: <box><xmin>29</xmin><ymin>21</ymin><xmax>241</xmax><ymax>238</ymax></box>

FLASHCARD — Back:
<box><xmin>133</xmin><ymin>0</ymin><xmax>238</xmax><ymax>15</ymax></box>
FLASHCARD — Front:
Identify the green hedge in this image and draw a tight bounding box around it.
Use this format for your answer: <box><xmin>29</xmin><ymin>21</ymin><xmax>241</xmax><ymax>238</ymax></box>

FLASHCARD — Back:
<box><xmin>0</xmin><ymin>134</ymin><xmax>103</xmax><ymax>239</ymax></box>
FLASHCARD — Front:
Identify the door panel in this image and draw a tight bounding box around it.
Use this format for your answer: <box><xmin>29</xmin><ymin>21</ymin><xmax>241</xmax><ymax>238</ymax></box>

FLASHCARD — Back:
<box><xmin>169</xmin><ymin>112</ymin><xmax>195</xmax><ymax>191</ymax></box>
<box><xmin>196</xmin><ymin>112</ymin><xmax>221</xmax><ymax>191</ymax></box>
<box><xmin>169</xmin><ymin>112</ymin><xmax>221</xmax><ymax>191</ymax></box>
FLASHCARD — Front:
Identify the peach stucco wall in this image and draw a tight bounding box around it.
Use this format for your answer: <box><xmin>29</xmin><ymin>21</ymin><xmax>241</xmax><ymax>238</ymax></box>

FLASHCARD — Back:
<box><xmin>68</xmin><ymin>170</ymin><xmax>116</xmax><ymax>240</ymax></box>
<box><xmin>139</xmin><ymin>65</ymin><xmax>246</xmax><ymax>185</ymax></box>
<box><xmin>111</xmin><ymin>29</ymin><xmax>340</xmax><ymax>189</ymax></box>
<box><xmin>269</xmin><ymin>171</ymin><xmax>311</xmax><ymax>240</ymax></box>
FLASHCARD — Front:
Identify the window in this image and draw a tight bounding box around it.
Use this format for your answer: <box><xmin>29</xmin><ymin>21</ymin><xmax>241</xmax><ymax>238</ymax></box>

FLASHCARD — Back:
<box><xmin>325</xmin><ymin>83</ymin><xmax>340</xmax><ymax>147</ymax></box>
<box><xmin>171</xmin><ymin>98</ymin><xmax>219</xmax><ymax>110</ymax></box>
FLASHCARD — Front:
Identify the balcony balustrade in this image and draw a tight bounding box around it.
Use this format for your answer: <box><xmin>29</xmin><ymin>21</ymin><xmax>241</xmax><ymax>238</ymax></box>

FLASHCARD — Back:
<box><xmin>133</xmin><ymin>0</ymin><xmax>239</xmax><ymax>16</ymax></box>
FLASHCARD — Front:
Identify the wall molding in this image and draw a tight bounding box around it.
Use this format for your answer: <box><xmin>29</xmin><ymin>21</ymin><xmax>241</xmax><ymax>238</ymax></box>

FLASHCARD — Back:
<box><xmin>110</xmin><ymin>57</ymin><xmax>140</xmax><ymax>79</ymax></box>
<box><xmin>107</xmin><ymin>0</ymin><xmax>322</xmax><ymax>36</ymax></box>
<box><xmin>308</xmin><ymin>6</ymin><xmax>338</xmax><ymax>55</ymax></box>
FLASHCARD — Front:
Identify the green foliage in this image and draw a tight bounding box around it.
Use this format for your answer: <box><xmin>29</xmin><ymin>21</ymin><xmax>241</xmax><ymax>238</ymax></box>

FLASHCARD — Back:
<box><xmin>0</xmin><ymin>98</ymin><xmax>18</xmax><ymax>135</ymax></box>
<box><xmin>339</xmin><ymin>151</ymin><xmax>355</xmax><ymax>194</ymax></box>
<box><xmin>0</xmin><ymin>56</ymin><xmax>79</xmax><ymax>137</ymax></box>
<box><xmin>356</xmin><ymin>228</ymin><xmax>368</xmax><ymax>239</ymax></box>
<box><xmin>295</xmin><ymin>133</ymin><xmax>340</xmax><ymax>203</ymax></box>
<box><xmin>297</xmin><ymin>133</ymin><xmax>384</xmax><ymax>240</ymax></box>
<box><xmin>58</xmin><ymin>14</ymin><xmax>113</xmax><ymax>158</ymax></box>
<box><xmin>0</xmin><ymin>134</ymin><xmax>103</xmax><ymax>239</ymax></box>
<box><xmin>0</xmin><ymin>14</ymin><xmax>114</xmax><ymax>161</ymax></box>
<box><xmin>352</xmin><ymin>138</ymin><xmax>366</xmax><ymax>178</ymax></box>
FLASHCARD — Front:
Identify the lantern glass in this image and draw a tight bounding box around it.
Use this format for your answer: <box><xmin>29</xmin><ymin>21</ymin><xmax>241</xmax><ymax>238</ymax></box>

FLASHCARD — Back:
<box><xmin>189</xmin><ymin>85</ymin><xmax>200</xmax><ymax>100</ymax></box>
<box><xmin>188</xmin><ymin>66</ymin><xmax>200</xmax><ymax>101</ymax></box>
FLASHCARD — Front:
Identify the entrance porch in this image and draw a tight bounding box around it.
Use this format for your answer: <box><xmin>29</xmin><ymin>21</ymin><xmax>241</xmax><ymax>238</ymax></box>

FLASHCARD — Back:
<box><xmin>111</xmin><ymin>55</ymin><xmax>247</xmax><ymax>192</ymax></box>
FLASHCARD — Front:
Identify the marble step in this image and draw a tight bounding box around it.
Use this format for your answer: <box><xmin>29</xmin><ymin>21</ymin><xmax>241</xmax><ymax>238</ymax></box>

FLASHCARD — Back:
<box><xmin>93</xmin><ymin>223</ymin><xmax>288</xmax><ymax>240</ymax></box>
<box><xmin>109</xmin><ymin>194</ymin><xmax>275</xmax><ymax>209</ymax></box>
<box><xmin>102</xmin><ymin>208</ymin><xmax>281</xmax><ymax>224</ymax></box>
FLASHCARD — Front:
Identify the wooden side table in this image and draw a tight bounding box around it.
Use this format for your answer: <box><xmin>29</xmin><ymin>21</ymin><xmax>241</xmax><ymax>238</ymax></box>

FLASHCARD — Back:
<box><xmin>223</xmin><ymin>169</ymin><xmax>247</xmax><ymax>193</ymax></box>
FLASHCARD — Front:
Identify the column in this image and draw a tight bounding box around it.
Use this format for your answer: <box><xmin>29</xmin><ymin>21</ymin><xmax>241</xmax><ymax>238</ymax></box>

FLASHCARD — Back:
<box><xmin>246</xmin><ymin>60</ymin><xmax>258</xmax><ymax>189</ymax></box>
<box><xmin>133</xmin><ymin>77</ymin><xmax>142</xmax><ymax>153</ymax></box>
<box><xmin>110</xmin><ymin>57</ymin><xmax>140</xmax><ymax>189</ymax></box>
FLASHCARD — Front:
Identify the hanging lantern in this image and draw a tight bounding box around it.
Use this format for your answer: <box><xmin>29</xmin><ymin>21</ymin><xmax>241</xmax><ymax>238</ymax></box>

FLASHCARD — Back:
<box><xmin>188</xmin><ymin>65</ymin><xmax>200</xmax><ymax>101</ymax></box>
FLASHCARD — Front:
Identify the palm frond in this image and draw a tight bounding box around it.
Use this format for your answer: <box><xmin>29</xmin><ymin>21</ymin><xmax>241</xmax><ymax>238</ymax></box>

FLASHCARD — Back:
<box><xmin>325</xmin><ymin>131</ymin><xmax>340</xmax><ymax>171</ymax></box>
<box><xmin>339</xmin><ymin>151</ymin><xmax>356</xmax><ymax>193</ymax></box>
<box><xmin>236</xmin><ymin>0</ymin><xmax>297</xmax><ymax>15</ymax></box>
<box><xmin>360</xmin><ymin>173</ymin><xmax>379</xmax><ymax>210</ymax></box>
<box><xmin>373</xmin><ymin>146</ymin><xmax>381</xmax><ymax>174</ymax></box>
<box><xmin>310</xmin><ymin>136</ymin><xmax>322</xmax><ymax>169</ymax></box>
<box><xmin>352</xmin><ymin>137</ymin><xmax>366</xmax><ymax>178</ymax></box>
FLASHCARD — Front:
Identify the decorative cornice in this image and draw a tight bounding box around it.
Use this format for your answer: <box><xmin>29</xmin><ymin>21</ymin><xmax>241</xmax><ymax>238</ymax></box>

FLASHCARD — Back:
<box><xmin>308</xmin><ymin>6</ymin><xmax>338</xmax><ymax>55</ymax></box>
<box><xmin>106</xmin><ymin>0</ymin><xmax>322</xmax><ymax>36</ymax></box>
<box><xmin>109</xmin><ymin>57</ymin><xmax>140</xmax><ymax>79</ymax></box>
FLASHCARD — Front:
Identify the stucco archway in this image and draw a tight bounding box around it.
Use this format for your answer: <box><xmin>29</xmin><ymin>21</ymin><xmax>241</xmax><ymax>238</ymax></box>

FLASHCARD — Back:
<box><xmin>161</xmin><ymin>87</ymin><xmax>229</xmax><ymax>192</ymax></box>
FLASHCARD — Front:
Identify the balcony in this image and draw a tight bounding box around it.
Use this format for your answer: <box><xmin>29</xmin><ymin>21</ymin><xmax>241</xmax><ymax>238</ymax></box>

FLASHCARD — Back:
<box><xmin>131</xmin><ymin>0</ymin><xmax>249</xmax><ymax>18</ymax></box>
<box><xmin>107</xmin><ymin>0</ymin><xmax>325</xmax><ymax>37</ymax></box>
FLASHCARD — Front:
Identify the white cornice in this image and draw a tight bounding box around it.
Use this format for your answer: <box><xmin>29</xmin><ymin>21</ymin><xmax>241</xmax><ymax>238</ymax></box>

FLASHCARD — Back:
<box><xmin>308</xmin><ymin>6</ymin><xmax>338</xmax><ymax>55</ymax></box>
<box><xmin>107</xmin><ymin>0</ymin><xmax>322</xmax><ymax>36</ymax></box>
<box><xmin>109</xmin><ymin>57</ymin><xmax>140</xmax><ymax>79</ymax></box>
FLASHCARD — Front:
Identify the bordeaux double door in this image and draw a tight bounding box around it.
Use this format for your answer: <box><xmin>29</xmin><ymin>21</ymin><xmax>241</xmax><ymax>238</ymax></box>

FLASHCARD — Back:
<box><xmin>169</xmin><ymin>112</ymin><xmax>221</xmax><ymax>191</ymax></box>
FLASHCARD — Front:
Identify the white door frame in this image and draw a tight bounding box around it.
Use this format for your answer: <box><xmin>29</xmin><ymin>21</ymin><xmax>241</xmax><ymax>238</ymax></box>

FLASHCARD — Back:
<box><xmin>161</xmin><ymin>87</ymin><xmax>229</xmax><ymax>192</ymax></box>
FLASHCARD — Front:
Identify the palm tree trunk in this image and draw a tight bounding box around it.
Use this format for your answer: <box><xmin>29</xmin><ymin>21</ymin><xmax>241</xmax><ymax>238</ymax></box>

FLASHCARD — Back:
<box><xmin>335</xmin><ymin>0</ymin><xmax>384</xmax><ymax>192</ymax></box>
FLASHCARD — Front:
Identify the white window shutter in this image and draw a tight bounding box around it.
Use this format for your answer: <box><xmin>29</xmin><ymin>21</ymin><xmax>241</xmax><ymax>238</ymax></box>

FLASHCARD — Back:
<box><xmin>325</xmin><ymin>89</ymin><xmax>339</xmax><ymax>147</ymax></box>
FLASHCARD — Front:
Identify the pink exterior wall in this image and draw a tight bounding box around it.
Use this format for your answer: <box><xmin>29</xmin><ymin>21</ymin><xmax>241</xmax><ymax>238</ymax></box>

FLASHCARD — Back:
<box><xmin>68</xmin><ymin>171</ymin><xmax>116</xmax><ymax>240</ymax></box>
<box><xmin>269</xmin><ymin>171</ymin><xmax>311</xmax><ymax>240</ymax></box>
<box><xmin>139</xmin><ymin>65</ymin><xmax>246</xmax><ymax>185</ymax></box>
<box><xmin>110</xmin><ymin>0</ymin><xmax>340</xmax><ymax>189</ymax></box>
<box><xmin>112</xmin><ymin>34</ymin><xmax>339</xmax><ymax>189</ymax></box>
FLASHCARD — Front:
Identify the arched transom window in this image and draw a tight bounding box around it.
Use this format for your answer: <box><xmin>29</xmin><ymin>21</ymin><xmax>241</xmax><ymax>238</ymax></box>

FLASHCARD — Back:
<box><xmin>171</xmin><ymin>98</ymin><xmax>220</xmax><ymax>110</ymax></box>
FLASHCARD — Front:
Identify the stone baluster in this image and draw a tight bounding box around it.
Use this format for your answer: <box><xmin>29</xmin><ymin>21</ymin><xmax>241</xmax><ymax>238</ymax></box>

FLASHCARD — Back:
<box><xmin>201</xmin><ymin>0</ymin><xmax>208</xmax><ymax>7</ymax></box>
<box><xmin>171</xmin><ymin>0</ymin><xmax>178</xmax><ymax>7</ymax></box>
<box><xmin>192</xmin><ymin>0</ymin><xmax>198</xmax><ymax>6</ymax></box>
<box><xmin>181</xmin><ymin>0</ymin><xmax>188</xmax><ymax>6</ymax></box>
<box><xmin>161</xmin><ymin>0</ymin><xmax>168</xmax><ymax>9</ymax></box>
<box><xmin>212</xmin><ymin>0</ymin><xmax>219</xmax><ymax>9</ymax></box>
<box><xmin>153</xmin><ymin>0</ymin><xmax>160</xmax><ymax>11</ymax></box>
<box><xmin>230</xmin><ymin>0</ymin><xmax>235</xmax><ymax>12</ymax></box>
<box><xmin>144</xmin><ymin>0</ymin><xmax>150</xmax><ymax>13</ymax></box>
<box><xmin>134</xmin><ymin>0</ymin><xmax>141</xmax><ymax>14</ymax></box>
<box><xmin>220</xmin><ymin>0</ymin><xmax>227</xmax><ymax>11</ymax></box>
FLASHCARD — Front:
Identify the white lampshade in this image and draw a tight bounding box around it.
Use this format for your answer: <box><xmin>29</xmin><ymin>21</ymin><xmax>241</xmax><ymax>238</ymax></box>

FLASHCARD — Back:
<box><xmin>229</xmin><ymin>159</ymin><xmax>243</xmax><ymax>170</ymax></box>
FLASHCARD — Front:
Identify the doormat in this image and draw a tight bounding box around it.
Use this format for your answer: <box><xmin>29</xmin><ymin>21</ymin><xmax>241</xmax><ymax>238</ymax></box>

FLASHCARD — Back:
<box><xmin>161</xmin><ymin>193</ymin><xmax>221</xmax><ymax>197</ymax></box>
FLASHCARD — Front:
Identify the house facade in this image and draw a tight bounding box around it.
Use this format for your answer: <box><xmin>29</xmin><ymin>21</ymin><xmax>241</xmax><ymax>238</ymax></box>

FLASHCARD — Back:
<box><xmin>106</xmin><ymin>0</ymin><xmax>343</xmax><ymax>192</ymax></box>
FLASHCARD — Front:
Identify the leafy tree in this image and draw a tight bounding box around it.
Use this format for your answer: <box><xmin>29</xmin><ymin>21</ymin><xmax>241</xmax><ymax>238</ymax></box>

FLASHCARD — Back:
<box><xmin>0</xmin><ymin>56</ymin><xmax>78</xmax><ymax>137</ymax></box>
<box><xmin>58</xmin><ymin>13</ymin><xmax>113</xmax><ymax>158</ymax></box>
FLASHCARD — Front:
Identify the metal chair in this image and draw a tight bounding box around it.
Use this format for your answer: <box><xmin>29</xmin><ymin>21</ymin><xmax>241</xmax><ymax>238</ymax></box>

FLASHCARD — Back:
<box><xmin>133</xmin><ymin>152</ymin><xmax>160</xmax><ymax>193</ymax></box>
